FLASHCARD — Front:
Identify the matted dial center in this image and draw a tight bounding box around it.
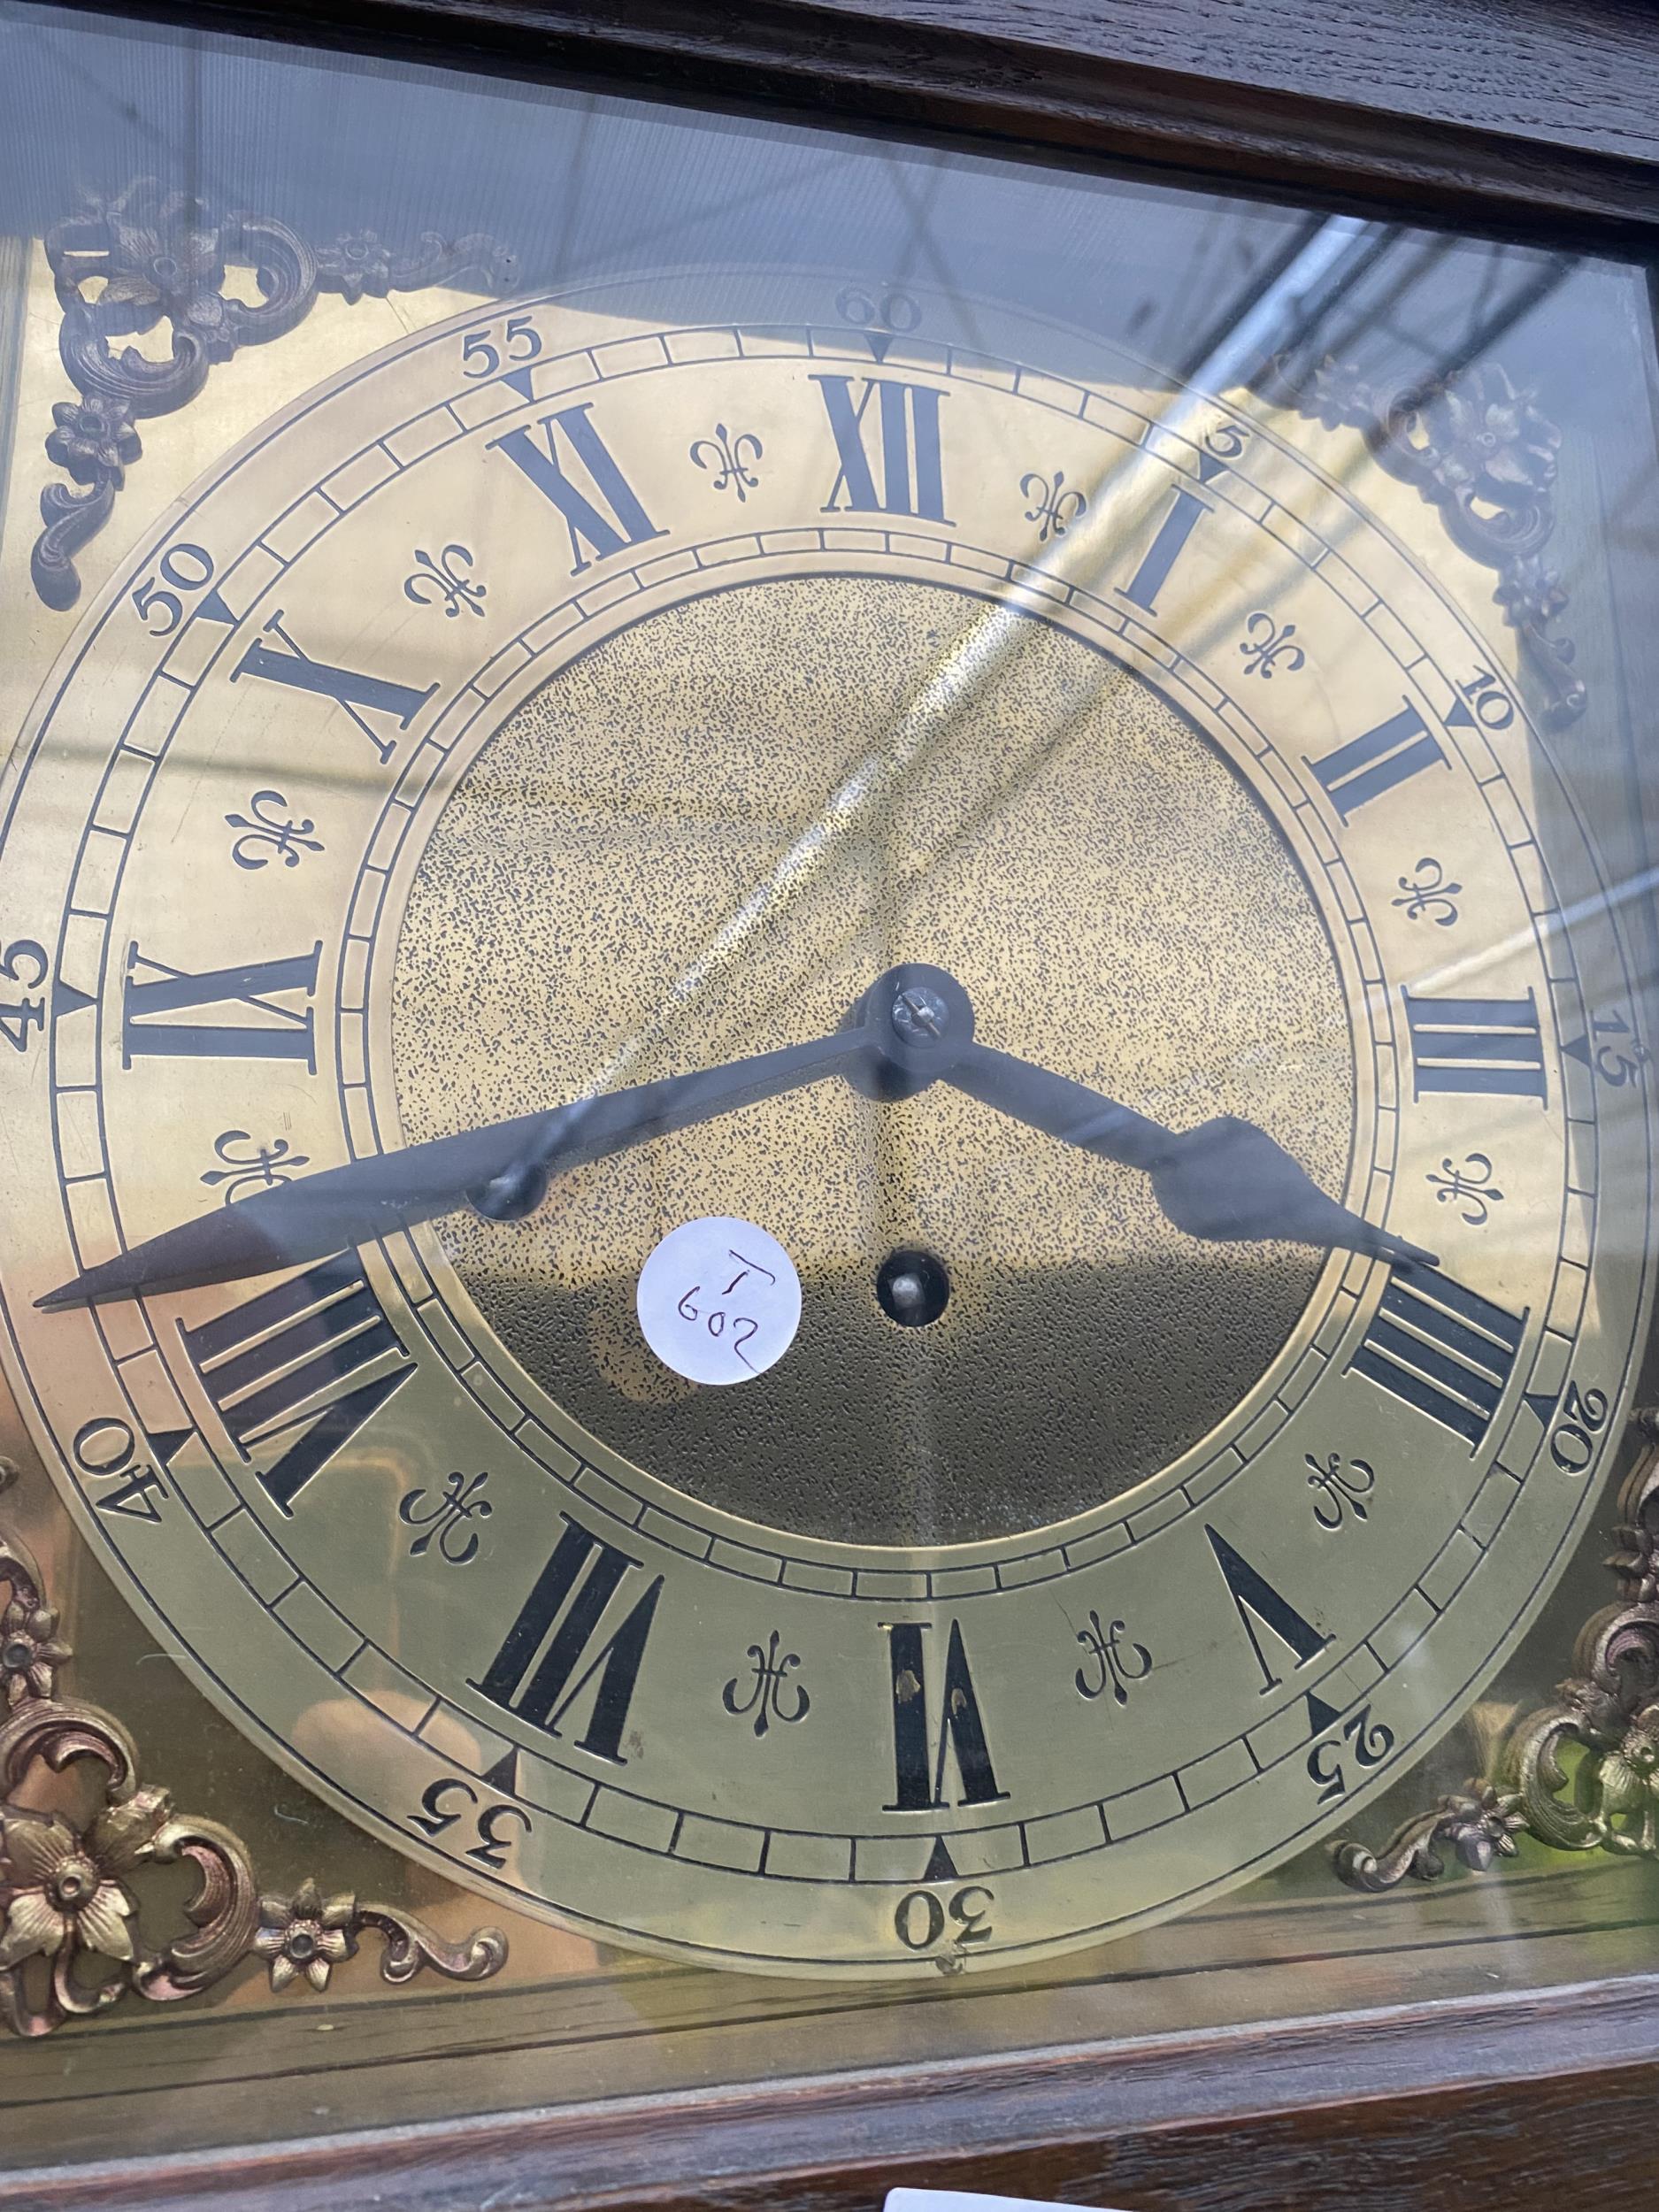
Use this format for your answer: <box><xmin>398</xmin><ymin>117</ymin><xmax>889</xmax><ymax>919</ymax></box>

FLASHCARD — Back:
<box><xmin>389</xmin><ymin>574</ymin><xmax>1351</xmax><ymax>1545</ymax></box>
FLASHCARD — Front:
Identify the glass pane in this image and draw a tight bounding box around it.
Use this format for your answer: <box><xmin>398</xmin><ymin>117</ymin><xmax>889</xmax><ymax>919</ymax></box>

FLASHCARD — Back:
<box><xmin>2</xmin><ymin>0</ymin><xmax>1656</xmax><ymax>2165</ymax></box>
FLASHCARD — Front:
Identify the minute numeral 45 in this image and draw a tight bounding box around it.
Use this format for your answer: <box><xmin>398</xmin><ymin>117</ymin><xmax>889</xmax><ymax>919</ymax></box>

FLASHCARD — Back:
<box><xmin>123</xmin><ymin>941</ymin><xmax>319</xmax><ymax>1067</ymax></box>
<box><xmin>883</xmin><ymin>1618</ymin><xmax>1007</xmax><ymax>1809</ymax></box>
<box><xmin>180</xmin><ymin>1253</ymin><xmax>413</xmax><ymax>1512</ymax></box>
<box><xmin>487</xmin><ymin>403</ymin><xmax>664</xmax><ymax>576</ymax></box>
<box><xmin>1349</xmin><ymin>1263</ymin><xmax>1524</xmax><ymax>1448</ymax></box>
<box><xmin>813</xmin><ymin>376</ymin><xmax>949</xmax><ymax>522</ymax></box>
<box><xmin>471</xmin><ymin>1515</ymin><xmax>663</xmax><ymax>1765</ymax></box>
<box><xmin>1405</xmin><ymin>989</ymin><xmax>1547</xmax><ymax>1103</ymax></box>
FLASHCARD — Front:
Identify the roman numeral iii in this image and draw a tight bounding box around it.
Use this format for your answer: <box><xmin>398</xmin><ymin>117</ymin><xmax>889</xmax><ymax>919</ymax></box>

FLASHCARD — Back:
<box><xmin>813</xmin><ymin>375</ymin><xmax>949</xmax><ymax>522</ymax></box>
<box><xmin>472</xmin><ymin>1516</ymin><xmax>663</xmax><ymax>1764</ymax></box>
<box><xmin>487</xmin><ymin>403</ymin><xmax>664</xmax><ymax>574</ymax></box>
<box><xmin>1348</xmin><ymin>1263</ymin><xmax>1524</xmax><ymax>1447</ymax></box>
<box><xmin>1404</xmin><ymin>988</ymin><xmax>1548</xmax><ymax>1103</ymax></box>
<box><xmin>883</xmin><ymin>1618</ymin><xmax>1007</xmax><ymax>1809</ymax></box>
<box><xmin>180</xmin><ymin>1253</ymin><xmax>413</xmax><ymax>1511</ymax></box>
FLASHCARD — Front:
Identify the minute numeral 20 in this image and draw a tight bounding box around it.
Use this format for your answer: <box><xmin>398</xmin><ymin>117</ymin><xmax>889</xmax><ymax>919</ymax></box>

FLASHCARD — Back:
<box><xmin>180</xmin><ymin>1254</ymin><xmax>413</xmax><ymax>1512</ymax></box>
<box><xmin>1349</xmin><ymin>1263</ymin><xmax>1523</xmax><ymax>1448</ymax></box>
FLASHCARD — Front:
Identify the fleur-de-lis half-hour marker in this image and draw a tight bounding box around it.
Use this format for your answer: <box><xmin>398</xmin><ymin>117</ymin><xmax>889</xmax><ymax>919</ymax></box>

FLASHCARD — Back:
<box><xmin>1020</xmin><ymin>467</ymin><xmax>1087</xmax><ymax>542</ymax></box>
<box><xmin>1238</xmin><ymin>610</ymin><xmax>1306</xmax><ymax>679</ymax></box>
<box><xmin>224</xmin><ymin>789</ymin><xmax>323</xmax><ymax>872</ymax></box>
<box><xmin>690</xmin><ymin>422</ymin><xmax>764</xmax><ymax>499</ymax></box>
<box><xmin>404</xmin><ymin>541</ymin><xmax>487</xmax><ymax>617</ymax></box>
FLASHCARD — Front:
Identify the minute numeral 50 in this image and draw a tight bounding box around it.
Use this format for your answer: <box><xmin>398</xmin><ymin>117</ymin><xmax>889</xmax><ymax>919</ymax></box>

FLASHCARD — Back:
<box><xmin>130</xmin><ymin>541</ymin><xmax>218</xmax><ymax>637</ymax></box>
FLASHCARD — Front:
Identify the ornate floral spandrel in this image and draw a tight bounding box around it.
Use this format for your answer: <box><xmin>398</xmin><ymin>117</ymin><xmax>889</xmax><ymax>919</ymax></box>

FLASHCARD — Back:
<box><xmin>0</xmin><ymin>1458</ymin><xmax>507</xmax><ymax>2036</ymax></box>
<box><xmin>1335</xmin><ymin>1409</ymin><xmax>1659</xmax><ymax>1891</ymax></box>
<box><xmin>33</xmin><ymin>179</ymin><xmax>515</xmax><ymax>611</ymax></box>
<box><xmin>1255</xmin><ymin>355</ymin><xmax>1585</xmax><ymax>728</ymax></box>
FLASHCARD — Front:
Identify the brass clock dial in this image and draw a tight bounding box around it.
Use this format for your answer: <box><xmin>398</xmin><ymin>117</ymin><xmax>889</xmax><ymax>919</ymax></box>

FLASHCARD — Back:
<box><xmin>0</xmin><ymin>270</ymin><xmax>1649</xmax><ymax>1978</ymax></box>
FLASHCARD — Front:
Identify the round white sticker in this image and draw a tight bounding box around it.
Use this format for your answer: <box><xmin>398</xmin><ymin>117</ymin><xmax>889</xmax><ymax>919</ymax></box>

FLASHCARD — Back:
<box><xmin>635</xmin><ymin>1217</ymin><xmax>802</xmax><ymax>1386</ymax></box>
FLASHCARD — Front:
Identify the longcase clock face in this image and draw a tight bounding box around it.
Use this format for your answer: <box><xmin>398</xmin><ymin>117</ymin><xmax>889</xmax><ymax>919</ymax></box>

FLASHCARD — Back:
<box><xmin>0</xmin><ymin>267</ymin><xmax>1650</xmax><ymax>1976</ymax></box>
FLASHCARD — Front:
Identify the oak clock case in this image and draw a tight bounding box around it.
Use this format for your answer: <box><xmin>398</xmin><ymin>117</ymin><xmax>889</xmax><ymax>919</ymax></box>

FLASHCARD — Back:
<box><xmin>0</xmin><ymin>242</ymin><xmax>1650</xmax><ymax>1986</ymax></box>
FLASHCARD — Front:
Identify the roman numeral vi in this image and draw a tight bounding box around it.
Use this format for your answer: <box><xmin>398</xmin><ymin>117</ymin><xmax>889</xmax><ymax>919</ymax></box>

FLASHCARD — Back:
<box><xmin>883</xmin><ymin>1618</ymin><xmax>1007</xmax><ymax>1809</ymax></box>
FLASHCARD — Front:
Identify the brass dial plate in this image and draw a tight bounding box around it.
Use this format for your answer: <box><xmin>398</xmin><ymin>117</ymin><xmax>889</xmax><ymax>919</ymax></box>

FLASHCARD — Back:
<box><xmin>0</xmin><ymin>272</ymin><xmax>1649</xmax><ymax>1976</ymax></box>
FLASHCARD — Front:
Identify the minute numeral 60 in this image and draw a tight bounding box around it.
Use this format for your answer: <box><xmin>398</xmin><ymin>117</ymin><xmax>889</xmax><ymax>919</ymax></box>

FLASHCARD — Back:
<box><xmin>130</xmin><ymin>542</ymin><xmax>216</xmax><ymax>637</ymax></box>
<box><xmin>893</xmin><ymin>1882</ymin><xmax>995</xmax><ymax>1953</ymax></box>
<box><xmin>460</xmin><ymin>314</ymin><xmax>542</xmax><ymax>379</ymax></box>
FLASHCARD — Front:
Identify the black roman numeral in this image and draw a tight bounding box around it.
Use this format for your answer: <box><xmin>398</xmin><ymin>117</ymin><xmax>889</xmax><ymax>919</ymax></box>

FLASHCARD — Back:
<box><xmin>1118</xmin><ymin>441</ymin><xmax>1234</xmax><ymax>614</ymax></box>
<box><xmin>1349</xmin><ymin>1263</ymin><xmax>1524</xmax><ymax>1448</ymax></box>
<box><xmin>231</xmin><ymin>613</ymin><xmax>435</xmax><ymax>764</ymax></box>
<box><xmin>1404</xmin><ymin>989</ymin><xmax>1548</xmax><ymax>1103</ymax></box>
<box><xmin>487</xmin><ymin>403</ymin><xmax>664</xmax><ymax>575</ymax></box>
<box><xmin>1308</xmin><ymin>701</ymin><xmax>1448</xmax><ymax>820</ymax></box>
<box><xmin>122</xmin><ymin>941</ymin><xmax>319</xmax><ymax>1068</ymax></box>
<box><xmin>471</xmin><ymin>1515</ymin><xmax>662</xmax><ymax>1764</ymax></box>
<box><xmin>883</xmin><ymin>1618</ymin><xmax>1007</xmax><ymax>1810</ymax></box>
<box><xmin>180</xmin><ymin>1254</ymin><xmax>412</xmax><ymax>1512</ymax></box>
<box><xmin>813</xmin><ymin>375</ymin><xmax>949</xmax><ymax>522</ymax></box>
<box><xmin>1205</xmin><ymin>1526</ymin><xmax>1331</xmax><ymax>1694</ymax></box>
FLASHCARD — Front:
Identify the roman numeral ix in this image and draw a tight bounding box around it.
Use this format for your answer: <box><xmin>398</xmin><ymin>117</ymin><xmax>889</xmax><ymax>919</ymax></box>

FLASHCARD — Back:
<box><xmin>123</xmin><ymin>941</ymin><xmax>320</xmax><ymax>1068</ymax></box>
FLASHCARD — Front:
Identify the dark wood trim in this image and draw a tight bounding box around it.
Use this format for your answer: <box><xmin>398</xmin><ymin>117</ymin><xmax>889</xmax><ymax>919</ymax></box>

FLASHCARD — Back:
<box><xmin>33</xmin><ymin>0</ymin><xmax>1659</xmax><ymax>254</ymax></box>
<box><xmin>6</xmin><ymin>1970</ymin><xmax>1659</xmax><ymax>2209</ymax></box>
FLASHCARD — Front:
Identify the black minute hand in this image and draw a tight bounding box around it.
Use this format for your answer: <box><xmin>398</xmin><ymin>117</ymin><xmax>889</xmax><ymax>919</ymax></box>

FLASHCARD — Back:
<box><xmin>947</xmin><ymin>1042</ymin><xmax>1435</xmax><ymax>1268</ymax></box>
<box><xmin>38</xmin><ymin>1028</ymin><xmax>873</xmax><ymax>1310</ymax></box>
